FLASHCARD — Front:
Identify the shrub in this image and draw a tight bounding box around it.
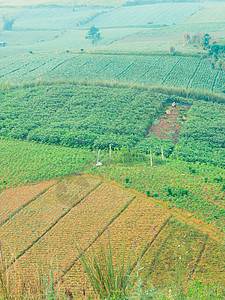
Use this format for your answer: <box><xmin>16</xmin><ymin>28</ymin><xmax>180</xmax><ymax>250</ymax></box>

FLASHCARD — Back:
<box><xmin>79</xmin><ymin>237</ymin><xmax>134</xmax><ymax>299</ymax></box>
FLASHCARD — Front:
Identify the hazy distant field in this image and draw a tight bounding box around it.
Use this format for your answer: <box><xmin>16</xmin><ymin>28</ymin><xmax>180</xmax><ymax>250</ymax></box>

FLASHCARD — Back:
<box><xmin>0</xmin><ymin>0</ymin><xmax>127</xmax><ymax>6</ymax></box>
<box><xmin>186</xmin><ymin>2</ymin><xmax>225</xmax><ymax>23</ymax></box>
<box><xmin>0</xmin><ymin>2</ymin><xmax>224</xmax><ymax>56</ymax></box>
<box><xmin>82</xmin><ymin>3</ymin><xmax>201</xmax><ymax>28</ymax></box>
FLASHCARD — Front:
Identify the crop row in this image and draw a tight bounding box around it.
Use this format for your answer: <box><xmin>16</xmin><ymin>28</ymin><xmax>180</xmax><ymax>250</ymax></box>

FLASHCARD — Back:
<box><xmin>0</xmin><ymin>138</ymin><xmax>96</xmax><ymax>190</ymax></box>
<box><xmin>0</xmin><ymin>176</ymin><xmax>101</xmax><ymax>266</ymax></box>
<box><xmin>194</xmin><ymin>239</ymin><xmax>225</xmax><ymax>284</ymax></box>
<box><xmin>139</xmin><ymin>219</ymin><xmax>209</xmax><ymax>288</ymax></box>
<box><xmin>0</xmin><ymin>181</ymin><xmax>55</xmax><ymax>226</ymax></box>
<box><xmin>0</xmin><ymin>53</ymin><xmax>223</xmax><ymax>93</ymax></box>
<box><xmin>86</xmin><ymin>3</ymin><xmax>200</xmax><ymax>27</ymax></box>
<box><xmin>173</xmin><ymin>100</ymin><xmax>225</xmax><ymax>167</ymax></box>
<box><xmin>6</xmin><ymin>183</ymin><xmax>134</xmax><ymax>289</ymax></box>
<box><xmin>62</xmin><ymin>195</ymin><xmax>171</xmax><ymax>295</ymax></box>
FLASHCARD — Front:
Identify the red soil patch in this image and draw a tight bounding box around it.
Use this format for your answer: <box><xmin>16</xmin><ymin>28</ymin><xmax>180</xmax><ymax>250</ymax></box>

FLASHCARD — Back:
<box><xmin>148</xmin><ymin>104</ymin><xmax>190</xmax><ymax>143</ymax></box>
<box><xmin>0</xmin><ymin>181</ymin><xmax>56</xmax><ymax>225</ymax></box>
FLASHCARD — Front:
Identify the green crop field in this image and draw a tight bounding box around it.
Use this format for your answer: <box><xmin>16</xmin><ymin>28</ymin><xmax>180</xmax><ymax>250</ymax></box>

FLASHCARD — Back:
<box><xmin>0</xmin><ymin>1</ymin><xmax>224</xmax><ymax>57</ymax></box>
<box><xmin>0</xmin><ymin>53</ymin><xmax>224</xmax><ymax>92</ymax></box>
<box><xmin>0</xmin><ymin>138</ymin><xmax>95</xmax><ymax>190</ymax></box>
<box><xmin>0</xmin><ymin>83</ymin><xmax>224</xmax><ymax>169</ymax></box>
<box><xmin>173</xmin><ymin>101</ymin><xmax>225</xmax><ymax>167</ymax></box>
<box><xmin>0</xmin><ymin>84</ymin><xmax>168</xmax><ymax>149</ymax></box>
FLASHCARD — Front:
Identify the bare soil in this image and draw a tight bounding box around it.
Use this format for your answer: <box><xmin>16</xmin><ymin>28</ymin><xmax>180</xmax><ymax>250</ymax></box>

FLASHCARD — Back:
<box><xmin>148</xmin><ymin>104</ymin><xmax>191</xmax><ymax>143</ymax></box>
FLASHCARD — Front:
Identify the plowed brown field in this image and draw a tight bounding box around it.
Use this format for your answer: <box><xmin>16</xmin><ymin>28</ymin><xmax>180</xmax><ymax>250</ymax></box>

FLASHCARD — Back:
<box><xmin>0</xmin><ymin>174</ymin><xmax>224</xmax><ymax>297</ymax></box>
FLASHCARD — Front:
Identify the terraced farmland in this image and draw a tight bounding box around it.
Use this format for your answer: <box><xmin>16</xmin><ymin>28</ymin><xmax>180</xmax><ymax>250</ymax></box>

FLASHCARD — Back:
<box><xmin>1</xmin><ymin>175</ymin><xmax>224</xmax><ymax>297</ymax></box>
<box><xmin>0</xmin><ymin>53</ymin><xmax>224</xmax><ymax>92</ymax></box>
<box><xmin>89</xmin><ymin>159</ymin><xmax>225</xmax><ymax>231</ymax></box>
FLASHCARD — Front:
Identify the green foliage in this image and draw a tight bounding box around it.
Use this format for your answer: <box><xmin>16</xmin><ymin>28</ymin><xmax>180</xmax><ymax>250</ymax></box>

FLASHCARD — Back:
<box><xmin>0</xmin><ymin>138</ymin><xmax>95</xmax><ymax>190</ymax></box>
<box><xmin>88</xmin><ymin>158</ymin><xmax>225</xmax><ymax>231</ymax></box>
<box><xmin>79</xmin><ymin>237</ymin><xmax>134</xmax><ymax>299</ymax></box>
<box><xmin>173</xmin><ymin>101</ymin><xmax>225</xmax><ymax>167</ymax></box>
<box><xmin>85</xmin><ymin>26</ymin><xmax>102</xmax><ymax>45</ymax></box>
<box><xmin>167</xmin><ymin>186</ymin><xmax>189</xmax><ymax>197</ymax></box>
<box><xmin>185</xmin><ymin>279</ymin><xmax>225</xmax><ymax>300</ymax></box>
<box><xmin>0</xmin><ymin>84</ymin><xmax>167</xmax><ymax>150</ymax></box>
<box><xmin>0</xmin><ymin>53</ymin><xmax>225</xmax><ymax>94</ymax></box>
<box><xmin>135</xmin><ymin>136</ymin><xmax>175</xmax><ymax>158</ymax></box>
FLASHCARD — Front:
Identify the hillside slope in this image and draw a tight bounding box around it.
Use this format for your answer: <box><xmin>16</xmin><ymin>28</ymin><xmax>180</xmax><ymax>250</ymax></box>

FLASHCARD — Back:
<box><xmin>0</xmin><ymin>174</ymin><xmax>224</xmax><ymax>297</ymax></box>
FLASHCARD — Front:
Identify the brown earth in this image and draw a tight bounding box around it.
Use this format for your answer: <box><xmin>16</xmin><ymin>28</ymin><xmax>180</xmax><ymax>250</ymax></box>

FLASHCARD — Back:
<box><xmin>148</xmin><ymin>104</ymin><xmax>191</xmax><ymax>143</ymax></box>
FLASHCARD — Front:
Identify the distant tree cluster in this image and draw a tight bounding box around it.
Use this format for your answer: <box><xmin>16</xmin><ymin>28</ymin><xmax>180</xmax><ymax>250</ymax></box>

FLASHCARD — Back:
<box><xmin>183</xmin><ymin>32</ymin><xmax>216</xmax><ymax>49</ymax></box>
<box><xmin>183</xmin><ymin>32</ymin><xmax>225</xmax><ymax>71</ymax></box>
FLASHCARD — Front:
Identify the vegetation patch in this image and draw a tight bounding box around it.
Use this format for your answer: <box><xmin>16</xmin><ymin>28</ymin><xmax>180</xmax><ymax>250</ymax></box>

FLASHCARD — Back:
<box><xmin>0</xmin><ymin>84</ymin><xmax>168</xmax><ymax>150</ymax></box>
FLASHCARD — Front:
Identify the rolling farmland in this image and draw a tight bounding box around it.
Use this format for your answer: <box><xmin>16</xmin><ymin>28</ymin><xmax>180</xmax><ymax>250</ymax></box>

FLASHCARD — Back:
<box><xmin>1</xmin><ymin>175</ymin><xmax>224</xmax><ymax>297</ymax></box>
<box><xmin>0</xmin><ymin>53</ymin><xmax>224</xmax><ymax>92</ymax></box>
<box><xmin>0</xmin><ymin>1</ymin><xmax>225</xmax><ymax>298</ymax></box>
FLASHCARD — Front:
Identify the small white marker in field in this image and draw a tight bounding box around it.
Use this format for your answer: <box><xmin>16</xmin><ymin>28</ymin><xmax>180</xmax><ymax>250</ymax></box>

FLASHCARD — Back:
<box><xmin>109</xmin><ymin>144</ymin><xmax>112</xmax><ymax>158</ymax></box>
<box><xmin>96</xmin><ymin>150</ymin><xmax>103</xmax><ymax>166</ymax></box>
<box><xmin>150</xmin><ymin>149</ymin><xmax>153</xmax><ymax>167</ymax></box>
<box><xmin>161</xmin><ymin>147</ymin><xmax>164</xmax><ymax>161</ymax></box>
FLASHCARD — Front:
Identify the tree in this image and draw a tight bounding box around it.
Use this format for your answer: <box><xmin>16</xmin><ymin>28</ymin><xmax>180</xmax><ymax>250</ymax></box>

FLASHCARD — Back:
<box><xmin>169</xmin><ymin>46</ymin><xmax>176</xmax><ymax>55</ymax></box>
<box><xmin>85</xmin><ymin>26</ymin><xmax>102</xmax><ymax>45</ymax></box>
<box><xmin>2</xmin><ymin>15</ymin><xmax>16</xmax><ymax>31</ymax></box>
<box><xmin>183</xmin><ymin>32</ymin><xmax>191</xmax><ymax>45</ymax></box>
<box><xmin>201</xmin><ymin>33</ymin><xmax>211</xmax><ymax>50</ymax></box>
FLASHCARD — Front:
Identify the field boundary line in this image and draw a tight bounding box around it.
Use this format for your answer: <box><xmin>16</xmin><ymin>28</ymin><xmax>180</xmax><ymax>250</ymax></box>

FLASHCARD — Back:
<box><xmin>0</xmin><ymin>183</ymin><xmax>56</xmax><ymax>228</ymax></box>
<box><xmin>186</xmin><ymin>59</ymin><xmax>202</xmax><ymax>88</ymax></box>
<box><xmin>22</xmin><ymin>58</ymin><xmax>56</xmax><ymax>75</ymax></box>
<box><xmin>97</xmin><ymin>60</ymin><xmax>113</xmax><ymax>73</ymax></box>
<box><xmin>135</xmin><ymin>56</ymin><xmax>163</xmax><ymax>83</ymax></box>
<box><xmin>0</xmin><ymin>62</ymin><xmax>32</xmax><ymax>79</ymax></box>
<box><xmin>212</xmin><ymin>70</ymin><xmax>220</xmax><ymax>92</ymax></box>
<box><xmin>162</xmin><ymin>57</ymin><xmax>183</xmax><ymax>85</ymax></box>
<box><xmin>188</xmin><ymin>234</ymin><xmax>209</xmax><ymax>280</ymax></box>
<box><xmin>5</xmin><ymin>182</ymin><xmax>103</xmax><ymax>270</ymax></box>
<box><xmin>0</xmin><ymin>61</ymin><xmax>18</xmax><ymax>72</ymax></box>
<box><xmin>142</xmin><ymin>221</ymin><xmax>176</xmax><ymax>277</ymax></box>
<box><xmin>45</xmin><ymin>56</ymin><xmax>79</xmax><ymax>74</ymax></box>
<box><xmin>116</xmin><ymin>59</ymin><xmax>137</xmax><ymax>78</ymax></box>
<box><xmin>57</xmin><ymin>195</ymin><xmax>137</xmax><ymax>282</ymax></box>
<box><xmin>130</xmin><ymin>215</ymin><xmax>173</xmax><ymax>273</ymax></box>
